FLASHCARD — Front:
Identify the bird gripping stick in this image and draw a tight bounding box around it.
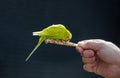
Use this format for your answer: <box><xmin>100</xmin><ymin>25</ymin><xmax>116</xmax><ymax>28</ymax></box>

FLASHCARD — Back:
<box><xmin>25</xmin><ymin>24</ymin><xmax>78</xmax><ymax>61</ymax></box>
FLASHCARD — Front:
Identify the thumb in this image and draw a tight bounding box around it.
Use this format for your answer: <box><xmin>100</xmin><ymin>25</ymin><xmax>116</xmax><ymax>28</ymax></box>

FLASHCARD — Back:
<box><xmin>78</xmin><ymin>39</ymin><xmax>105</xmax><ymax>51</ymax></box>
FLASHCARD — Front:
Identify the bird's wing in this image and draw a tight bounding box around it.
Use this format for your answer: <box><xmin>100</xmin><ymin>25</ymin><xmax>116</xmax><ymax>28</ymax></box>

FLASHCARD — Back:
<box><xmin>41</xmin><ymin>27</ymin><xmax>63</xmax><ymax>37</ymax></box>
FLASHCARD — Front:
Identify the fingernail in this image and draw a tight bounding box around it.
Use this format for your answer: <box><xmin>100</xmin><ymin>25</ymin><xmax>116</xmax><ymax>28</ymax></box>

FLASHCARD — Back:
<box><xmin>76</xmin><ymin>46</ymin><xmax>83</xmax><ymax>54</ymax></box>
<box><xmin>78</xmin><ymin>41</ymin><xmax>84</xmax><ymax>46</ymax></box>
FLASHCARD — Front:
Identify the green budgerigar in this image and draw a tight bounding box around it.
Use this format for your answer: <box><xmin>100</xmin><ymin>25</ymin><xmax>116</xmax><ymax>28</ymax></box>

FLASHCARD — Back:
<box><xmin>26</xmin><ymin>24</ymin><xmax>72</xmax><ymax>61</ymax></box>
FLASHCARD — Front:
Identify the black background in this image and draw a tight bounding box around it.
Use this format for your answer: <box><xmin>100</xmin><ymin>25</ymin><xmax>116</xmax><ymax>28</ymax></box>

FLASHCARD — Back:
<box><xmin>0</xmin><ymin>0</ymin><xmax>119</xmax><ymax>78</ymax></box>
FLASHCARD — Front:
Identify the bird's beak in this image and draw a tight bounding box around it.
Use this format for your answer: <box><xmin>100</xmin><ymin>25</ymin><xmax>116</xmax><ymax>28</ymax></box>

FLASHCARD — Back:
<box><xmin>33</xmin><ymin>31</ymin><xmax>40</xmax><ymax>36</ymax></box>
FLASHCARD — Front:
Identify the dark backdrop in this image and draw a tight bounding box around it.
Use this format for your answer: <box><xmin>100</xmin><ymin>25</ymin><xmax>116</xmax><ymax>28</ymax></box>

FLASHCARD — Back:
<box><xmin>0</xmin><ymin>0</ymin><xmax>119</xmax><ymax>78</ymax></box>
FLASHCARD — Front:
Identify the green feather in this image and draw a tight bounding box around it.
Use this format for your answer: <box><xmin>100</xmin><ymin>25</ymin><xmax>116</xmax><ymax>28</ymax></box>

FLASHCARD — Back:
<box><xmin>25</xmin><ymin>36</ymin><xmax>46</xmax><ymax>61</ymax></box>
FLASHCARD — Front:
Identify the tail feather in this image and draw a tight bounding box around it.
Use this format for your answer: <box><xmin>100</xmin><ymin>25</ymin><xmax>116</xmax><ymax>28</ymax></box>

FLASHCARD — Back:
<box><xmin>25</xmin><ymin>37</ymin><xmax>46</xmax><ymax>61</ymax></box>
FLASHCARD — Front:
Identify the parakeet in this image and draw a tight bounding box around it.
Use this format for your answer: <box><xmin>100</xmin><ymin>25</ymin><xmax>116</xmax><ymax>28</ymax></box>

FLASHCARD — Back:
<box><xmin>25</xmin><ymin>24</ymin><xmax>72</xmax><ymax>61</ymax></box>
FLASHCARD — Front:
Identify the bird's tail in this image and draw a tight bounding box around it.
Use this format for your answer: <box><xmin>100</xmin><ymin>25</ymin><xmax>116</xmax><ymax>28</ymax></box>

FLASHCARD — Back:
<box><xmin>25</xmin><ymin>36</ymin><xmax>46</xmax><ymax>61</ymax></box>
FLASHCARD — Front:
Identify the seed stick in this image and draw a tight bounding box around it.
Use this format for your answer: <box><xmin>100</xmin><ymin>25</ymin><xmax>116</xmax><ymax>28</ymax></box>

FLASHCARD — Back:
<box><xmin>45</xmin><ymin>39</ymin><xmax>78</xmax><ymax>47</ymax></box>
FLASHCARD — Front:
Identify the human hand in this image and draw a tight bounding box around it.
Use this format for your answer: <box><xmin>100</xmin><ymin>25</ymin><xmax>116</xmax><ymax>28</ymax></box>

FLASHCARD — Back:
<box><xmin>76</xmin><ymin>39</ymin><xmax>120</xmax><ymax>78</ymax></box>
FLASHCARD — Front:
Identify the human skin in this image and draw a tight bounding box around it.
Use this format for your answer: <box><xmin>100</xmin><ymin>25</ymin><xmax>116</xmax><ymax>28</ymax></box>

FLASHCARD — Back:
<box><xmin>76</xmin><ymin>39</ymin><xmax>120</xmax><ymax>78</ymax></box>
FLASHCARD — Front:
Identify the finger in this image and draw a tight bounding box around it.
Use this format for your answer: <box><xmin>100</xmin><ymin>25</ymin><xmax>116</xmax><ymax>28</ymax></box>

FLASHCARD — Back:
<box><xmin>76</xmin><ymin>46</ymin><xmax>84</xmax><ymax>55</ymax></box>
<box><xmin>83</xmin><ymin>64</ymin><xmax>94</xmax><ymax>72</ymax></box>
<box><xmin>83</xmin><ymin>63</ymin><xmax>97</xmax><ymax>72</ymax></box>
<box><xmin>83</xmin><ymin>50</ymin><xmax>95</xmax><ymax>58</ymax></box>
<box><xmin>78</xmin><ymin>39</ymin><xmax>105</xmax><ymax>51</ymax></box>
<box><xmin>82</xmin><ymin>56</ymin><xmax>96</xmax><ymax>64</ymax></box>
